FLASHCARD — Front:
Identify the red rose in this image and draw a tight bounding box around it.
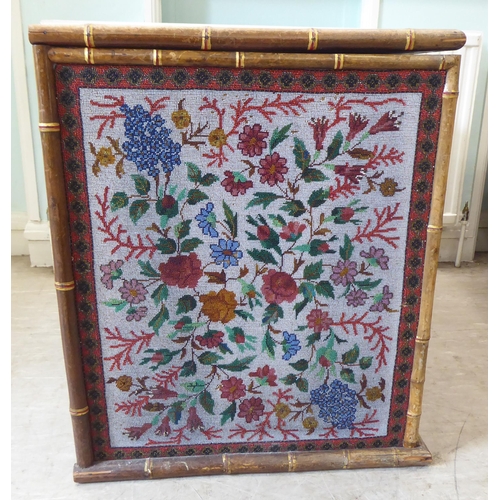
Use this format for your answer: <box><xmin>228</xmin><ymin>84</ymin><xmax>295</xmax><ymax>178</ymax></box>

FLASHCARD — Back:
<box><xmin>159</xmin><ymin>253</ymin><xmax>202</xmax><ymax>289</ymax></box>
<box><xmin>261</xmin><ymin>270</ymin><xmax>298</xmax><ymax>304</ymax></box>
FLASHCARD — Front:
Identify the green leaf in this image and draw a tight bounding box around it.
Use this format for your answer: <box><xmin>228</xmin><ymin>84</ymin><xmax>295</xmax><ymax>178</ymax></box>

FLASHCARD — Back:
<box><xmin>221</xmin><ymin>401</ymin><xmax>237</xmax><ymax>425</ymax></box>
<box><xmin>342</xmin><ymin>344</ymin><xmax>360</xmax><ymax>364</ymax></box>
<box><xmin>129</xmin><ymin>199</ymin><xmax>150</xmax><ymax>224</ymax></box>
<box><xmin>187</xmin><ymin>188</ymin><xmax>209</xmax><ymax>205</ymax></box>
<box><xmin>223</xmin><ymin>201</ymin><xmax>238</xmax><ymax>238</ymax></box>
<box><xmin>156</xmin><ymin>237</ymin><xmax>177</xmax><ymax>254</ymax></box>
<box><xmin>339</xmin><ymin>234</ymin><xmax>354</xmax><ymax>260</ymax></box>
<box><xmin>235</xmin><ymin>310</ymin><xmax>254</xmax><ymax>321</ymax></box>
<box><xmin>180</xmin><ymin>360</ymin><xmax>197</xmax><ymax>377</ymax></box>
<box><xmin>110</xmin><ymin>192</ymin><xmax>129</xmax><ymax>211</ymax></box>
<box><xmin>316</xmin><ymin>280</ymin><xmax>335</xmax><ymax>299</ymax></box>
<box><xmin>198</xmin><ymin>351</ymin><xmax>223</xmax><ymax>365</ymax></box>
<box><xmin>299</xmin><ymin>282</ymin><xmax>316</xmax><ymax>301</ymax></box>
<box><xmin>354</xmin><ymin>278</ymin><xmax>383</xmax><ymax>291</ymax></box>
<box><xmin>290</xmin><ymin>359</ymin><xmax>309</xmax><ymax>372</ymax></box>
<box><xmin>294</xmin><ymin>297</ymin><xmax>309</xmax><ymax>317</ymax></box>
<box><xmin>148</xmin><ymin>304</ymin><xmax>169</xmax><ymax>333</ymax></box>
<box><xmin>295</xmin><ymin>378</ymin><xmax>309</xmax><ymax>392</ymax></box>
<box><xmin>200</xmin><ymin>173</ymin><xmax>219</xmax><ymax>186</ymax></box>
<box><xmin>293</xmin><ymin>137</ymin><xmax>311</xmax><ymax>171</ymax></box>
<box><xmin>269</xmin><ymin>214</ymin><xmax>287</xmax><ymax>227</ymax></box>
<box><xmin>151</xmin><ymin>284</ymin><xmax>169</xmax><ymax>305</ymax></box>
<box><xmin>280</xmin><ymin>200</ymin><xmax>306</xmax><ymax>217</ymax></box>
<box><xmin>131</xmin><ymin>174</ymin><xmax>151</xmax><ymax>195</ymax></box>
<box><xmin>308</xmin><ymin>188</ymin><xmax>330</xmax><ymax>208</ymax></box>
<box><xmin>176</xmin><ymin>295</ymin><xmax>197</xmax><ymax>314</ymax></box>
<box><xmin>246</xmin><ymin>192</ymin><xmax>283</xmax><ymax>210</ymax></box>
<box><xmin>262</xmin><ymin>330</ymin><xmax>275</xmax><ymax>358</ymax></box>
<box><xmin>302</xmin><ymin>168</ymin><xmax>328</xmax><ymax>183</ymax></box>
<box><xmin>326</xmin><ymin>130</ymin><xmax>343</xmax><ymax>161</ymax></box>
<box><xmin>199</xmin><ymin>390</ymin><xmax>215</xmax><ymax>415</ymax></box>
<box><xmin>306</xmin><ymin>332</ymin><xmax>321</xmax><ymax>347</ymax></box>
<box><xmin>138</xmin><ymin>260</ymin><xmax>160</xmax><ymax>278</ymax></box>
<box><xmin>281</xmin><ymin>373</ymin><xmax>298</xmax><ymax>385</ymax></box>
<box><xmin>218</xmin><ymin>356</ymin><xmax>256</xmax><ymax>372</ymax></box>
<box><xmin>174</xmin><ymin>220</ymin><xmax>191</xmax><ymax>239</ymax></box>
<box><xmin>103</xmin><ymin>299</ymin><xmax>128</xmax><ymax>312</ymax></box>
<box><xmin>180</xmin><ymin>238</ymin><xmax>203</xmax><ymax>253</ymax></box>
<box><xmin>186</xmin><ymin>162</ymin><xmax>202</xmax><ymax>183</ymax></box>
<box><xmin>269</xmin><ymin>123</ymin><xmax>292</xmax><ymax>152</ymax></box>
<box><xmin>262</xmin><ymin>303</ymin><xmax>284</xmax><ymax>324</ymax></box>
<box><xmin>247</xmin><ymin>248</ymin><xmax>279</xmax><ymax>266</ymax></box>
<box><xmin>340</xmin><ymin>368</ymin><xmax>355</xmax><ymax>384</ymax></box>
<box><xmin>182</xmin><ymin>379</ymin><xmax>205</xmax><ymax>393</ymax></box>
<box><xmin>359</xmin><ymin>357</ymin><xmax>373</xmax><ymax>370</ymax></box>
<box><xmin>303</xmin><ymin>260</ymin><xmax>323</xmax><ymax>280</ymax></box>
<box><xmin>167</xmin><ymin>401</ymin><xmax>184</xmax><ymax>424</ymax></box>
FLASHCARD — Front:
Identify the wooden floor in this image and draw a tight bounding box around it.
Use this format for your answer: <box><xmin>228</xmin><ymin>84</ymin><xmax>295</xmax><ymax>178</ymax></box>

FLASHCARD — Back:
<box><xmin>11</xmin><ymin>254</ymin><xmax>488</xmax><ymax>499</ymax></box>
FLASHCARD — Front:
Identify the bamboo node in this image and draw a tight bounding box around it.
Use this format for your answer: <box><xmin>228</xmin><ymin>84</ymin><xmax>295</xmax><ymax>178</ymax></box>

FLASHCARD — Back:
<box><xmin>201</xmin><ymin>27</ymin><xmax>212</xmax><ymax>51</ymax></box>
<box><xmin>307</xmin><ymin>28</ymin><xmax>319</xmax><ymax>51</ymax></box>
<box><xmin>343</xmin><ymin>450</ymin><xmax>350</xmax><ymax>469</ymax></box>
<box><xmin>287</xmin><ymin>451</ymin><xmax>297</xmax><ymax>472</ymax></box>
<box><xmin>427</xmin><ymin>224</ymin><xmax>443</xmax><ymax>232</ymax></box>
<box><xmin>84</xmin><ymin>48</ymin><xmax>95</xmax><ymax>65</ymax></box>
<box><xmin>443</xmin><ymin>91</ymin><xmax>459</xmax><ymax>97</ymax></box>
<box><xmin>439</xmin><ymin>57</ymin><xmax>446</xmax><ymax>71</ymax></box>
<box><xmin>144</xmin><ymin>458</ymin><xmax>153</xmax><ymax>478</ymax></box>
<box><xmin>69</xmin><ymin>405</ymin><xmax>89</xmax><ymax>417</ymax></box>
<box><xmin>84</xmin><ymin>25</ymin><xmax>95</xmax><ymax>48</ymax></box>
<box><xmin>222</xmin><ymin>453</ymin><xmax>231</xmax><ymax>474</ymax></box>
<box><xmin>334</xmin><ymin>54</ymin><xmax>344</xmax><ymax>70</ymax></box>
<box><xmin>39</xmin><ymin>122</ymin><xmax>61</xmax><ymax>133</ymax></box>
<box><xmin>55</xmin><ymin>280</ymin><xmax>75</xmax><ymax>291</ymax></box>
<box><xmin>405</xmin><ymin>29</ymin><xmax>416</xmax><ymax>51</ymax></box>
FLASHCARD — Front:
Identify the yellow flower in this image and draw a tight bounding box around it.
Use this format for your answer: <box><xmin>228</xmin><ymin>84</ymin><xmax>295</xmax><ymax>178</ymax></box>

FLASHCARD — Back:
<box><xmin>200</xmin><ymin>289</ymin><xmax>237</xmax><ymax>324</ymax></box>
<box><xmin>96</xmin><ymin>147</ymin><xmax>115</xmax><ymax>166</ymax></box>
<box><xmin>379</xmin><ymin>178</ymin><xmax>399</xmax><ymax>197</ymax></box>
<box><xmin>171</xmin><ymin>109</ymin><xmax>191</xmax><ymax>129</ymax></box>
<box><xmin>208</xmin><ymin>128</ymin><xmax>227</xmax><ymax>148</ymax></box>
<box><xmin>366</xmin><ymin>386</ymin><xmax>383</xmax><ymax>401</ymax></box>
<box><xmin>302</xmin><ymin>417</ymin><xmax>318</xmax><ymax>430</ymax></box>
<box><xmin>116</xmin><ymin>375</ymin><xmax>133</xmax><ymax>392</ymax></box>
<box><xmin>274</xmin><ymin>403</ymin><xmax>291</xmax><ymax>419</ymax></box>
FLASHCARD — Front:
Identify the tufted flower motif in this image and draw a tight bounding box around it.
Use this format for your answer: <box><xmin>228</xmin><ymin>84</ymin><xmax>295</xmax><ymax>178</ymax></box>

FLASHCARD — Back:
<box><xmin>208</xmin><ymin>128</ymin><xmax>227</xmax><ymax>148</ymax></box>
<box><xmin>120</xmin><ymin>104</ymin><xmax>181</xmax><ymax>177</ymax></box>
<box><xmin>119</xmin><ymin>279</ymin><xmax>148</xmax><ymax>304</ymax></box>
<box><xmin>220</xmin><ymin>376</ymin><xmax>246</xmax><ymax>402</ymax></box>
<box><xmin>238</xmin><ymin>397</ymin><xmax>265</xmax><ymax>423</ymax></box>
<box><xmin>330</xmin><ymin>259</ymin><xmax>358</xmax><ymax>287</ymax></box>
<box><xmin>310</xmin><ymin>379</ymin><xmax>358</xmax><ymax>429</ymax></box>
<box><xmin>258</xmin><ymin>153</ymin><xmax>288</xmax><ymax>186</ymax></box>
<box><xmin>306</xmin><ymin>309</ymin><xmax>334</xmax><ymax>333</ymax></box>
<box><xmin>237</xmin><ymin>124</ymin><xmax>269</xmax><ymax>157</ymax></box>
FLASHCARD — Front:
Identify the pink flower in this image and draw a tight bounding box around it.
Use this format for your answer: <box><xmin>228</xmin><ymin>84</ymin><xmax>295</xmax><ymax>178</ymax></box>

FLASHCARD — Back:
<box><xmin>249</xmin><ymin>365</ymin><xmax>278</xmax><ymax>386</ymax></box>
<box><xmin>126</xmin><ymin>306</ymin><xmax>147</xmax><ymax>321</ymax></box>
<box><xmin>159</xmin><ymin>253</ymin><xmax>203</xmax><ymax>289</ymax></box>
<box><xmin>187</xmin><ymin>407</ymin><xmax>204</xmax><ymax>432</ymax></box>
<box><xmin>258</xmin><ymin>153</ymin><xmax>288</xmax><ymax>186</ymax></box>
<box><xmin>100</xmin><ymin>259</ymin><xmax>124</xmax><ymax>289</ymax></box>
<box><xmin>221</xmin><ymin>170</ymin><xmax>253</xmax><ymax>196</ymax></box>
<box><xmin>309</xmin><ymin>116</ymin><xmax>331</xmax><ymax>151</ymax></box>
<box><xmin>155</xmin><ymin>416</ymin><xmax>171</xmax><ymax>436</ymax></box>
<box><xmin>334</xmin><ymin>163</ymin><xmax>365</xmax><ymax>184</ymax></box>
<box><xmin>306</xmin><ymin>308</ymin><xmax>334</xmax><ymax>333</ymax></box>
<box><xmin>238</xmin><ymin>397</ymin><xmax>265</xmax><ymax>423</ymax></box>
<box><xmin>119</xmin><ymin>279</ymin><xmax>148</xmax><ymax>304</ymax></box>
<box><xmin>368</xmin><ymin>111</ymin><xmax>403</xmax><ymax>135</ymax></box>
<box><xmin>280</xmin><ymin>221</ymin><xmax>306</xmax><ymax>241</ymax></box>
<box><xmin>196</xmin><ymin>330</ymin><xmax>224</xmax><ymax>349</ymax></box>
<box><xmin>346</xmin><ymin>289</ymin><xmax>368</xmax><ymax>307</ymax></box>
<box><xmin>123</xmin><ymin>423</ymin><xmax>152</xmax><ymax>440</ymax></box>
<box><xmin>346</xmin><ymin>113</ymin><xmax>369</xmax><ymax>142</ymax></box>
<box><xmin>330</xmin><ymin>260</ymin><xmax>358</xmax><ymax>286</ymax></box>
<box><xmin>257</xmin><ymin>225</ymin><xmax>271</xmax><ymax>241</ymax></box>
<box><xmin>238</xmin><ymin>124</ymin><xmax>269</xmax><ymax>157</ymax></box>
<box><xmin>261</xmin><ymin>270</ymin><xmax>298</xmax><ymax>304</ymax></box>
<box><xmin>220</xmin><ymin>377</ymin><xmax>246</xmax><ymax>402</ymax></box>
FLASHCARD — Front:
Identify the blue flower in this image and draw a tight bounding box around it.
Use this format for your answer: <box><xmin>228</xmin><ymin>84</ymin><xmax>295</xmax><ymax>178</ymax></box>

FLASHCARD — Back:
<box><xmin>195</xmin><ymin>203</ymin><xmax>218</xmax><ymax>238</ymax></box>
<box><xmin>120</xmin><ymin>104</ymin><xmax>181</xmax><ymax>177</ymax></box>
<box><xmin>282</xmin><ymin>331</ymin><xmax>301</xmax><ymax>360</ymax></box>
<box><xmin>310</xmin><ymin>379</ymin><xmax>358</xmax><ymax>429</ymax></box>
<box><xmin>210</xmin><ymin>239</ymin><xmax>243</xmax><ymax>268</ymax></box>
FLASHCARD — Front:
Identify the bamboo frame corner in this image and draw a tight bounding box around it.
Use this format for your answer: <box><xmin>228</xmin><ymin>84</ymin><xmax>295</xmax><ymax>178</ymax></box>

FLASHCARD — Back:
<box><xmin>30</xmin><ymin>25</ymin><xmax>461</xmax><ymax>482</ymax></box>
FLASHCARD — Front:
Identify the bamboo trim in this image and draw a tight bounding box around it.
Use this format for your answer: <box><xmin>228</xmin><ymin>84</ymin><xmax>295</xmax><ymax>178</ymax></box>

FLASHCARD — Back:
<box><xmin>84</xmin><ymin>47</ymin><xmax>95</xmax><ymax>65</ymax></box>
<box><xmin>39</xmin><ymin>122</ymin><xmax>60</xmax><ymax>132</ymax></box>
<box><xmin>307</xmin><ymin>28</ymin><xmax>319</xmax><ymax>51</ymax></box>
<box><xmin>73</xmin><ymin>442</ymin><xmax>432</xmax><ymax>483</ymax></box>
<box><xmin>32</xmin><ymin>44</ymin><xmax>94</xmax><ymax>468</ymax></box>
<box><xmin>55</xmin><ymin>280</ymin><xmax>76</xmax><ymax>291</ymax></box>
<box><xmin>46</xmin><ymin>47</ymin><xmax>454</xmax><ymax>71</ymax></box>
<box><xmin>69</xmin><ymin>406</ymin><xmax>89</xmax><ymax>417</ymax></box>
<box><xmin>29</xmin><ymin>24</ymin><xmax>466</xmax><ymax>53</ymax></box>
<box><xmin>404</xmin><ymin>55</ymin><xmax>461</xmax><ymax>448</ymax></box>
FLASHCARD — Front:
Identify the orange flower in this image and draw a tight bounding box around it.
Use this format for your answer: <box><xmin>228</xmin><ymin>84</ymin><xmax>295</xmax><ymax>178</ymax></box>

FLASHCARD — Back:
<box><xmin>274</xmin><ymin>403</ymin><xmax>291</xmax><ymax>419</ymax></box>
<box><xmin>302</xmin><ymin>417</ymin><xmax>318</xmax><ymax>430</ymax></box>
<box><xmin>116</xmin><ymin>375</ymin><xmax>133</xmax><ymax>392</ymax></box>
<box><xmin>208</xmin><ymin>128</ymin><xmax>227</xmax><ymax>147</ymax></box>
<box><xmin>171</xmin><ymin>109</ymin><xmax>191</xmax><ymax>129</ymax></box>
<box><xmin>96</xmin><ymin>147</ymin><xmax>115</xmax><ymax>166</ymax></box>
<box><xmin>200</xmin><ymin>289</ymin><xmax>237</xmax><ymax>324</ymax></box>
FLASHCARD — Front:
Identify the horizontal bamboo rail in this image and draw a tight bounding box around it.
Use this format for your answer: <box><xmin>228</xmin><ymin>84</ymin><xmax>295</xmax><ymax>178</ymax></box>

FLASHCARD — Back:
<box><xmin>73</xmin><ymin>440</ymin><xmax>432</xmax><ymax>483</ymax></box>
<box><xmin>29</xmin><ymin>24</ymin><xmax>466</xmax><ymax>53</ymax></box>
<box><xmin>47</xmin><ymin>47</ymin><xmax>456</xmax><ymax>70</ymax></box>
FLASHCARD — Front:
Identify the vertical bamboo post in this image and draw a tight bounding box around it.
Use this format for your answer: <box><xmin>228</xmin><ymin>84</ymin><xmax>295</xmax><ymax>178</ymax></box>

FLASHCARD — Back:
<box><xmin>32</xmin><ymin>44</ymin><xmax>94</xmax><ymax>468</ymax></box>
<box><xmin>404</xmin><ymin>56</ymin><xmax>461</xmax><ymax>447</ymax></box>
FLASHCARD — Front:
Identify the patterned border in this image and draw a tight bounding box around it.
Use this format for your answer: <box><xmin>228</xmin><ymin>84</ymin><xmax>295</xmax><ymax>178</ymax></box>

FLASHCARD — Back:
<box><xmin>55</xmin><ymin>65</ymin><xmax>444</xmax><ymax>461</ymax></box>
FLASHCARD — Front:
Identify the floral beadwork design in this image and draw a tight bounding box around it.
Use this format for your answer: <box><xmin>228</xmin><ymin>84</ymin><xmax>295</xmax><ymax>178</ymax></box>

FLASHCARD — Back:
<box><xmin>56</xmin><ymin>65</ymin><xmax>443</xmax><ymax>459</ymax></box>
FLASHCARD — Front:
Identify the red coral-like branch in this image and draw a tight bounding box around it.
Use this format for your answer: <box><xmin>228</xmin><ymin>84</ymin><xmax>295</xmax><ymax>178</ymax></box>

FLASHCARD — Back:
<box><xmin>115</xmin><ymin>395</ymin><xmax>150</xmax><ymax>417</ymax></box>
<box><xmin>145</xmin><ymin>96</ymin><xmax>170</xmax><ymax>114</ymax></box>
<box><xmin>95</xmin><ymin>187</ymin><xmax>157</xmax><ymax>260</ymax></box>
<box><xmin>349</xmin><ymin>409</ymin><xmax>379</xmax><ymax>438</ymax></box>
<box><xmin>351</xmin><ymin>203</ymin><xmax>403</xmax><ymax>249</ymax></box>
<box><xmin>365</xmin><ymin>144</ymin><xmax>405</xmax><ymax>170</ymax></box>
<box><xmin>329</xmin><ymin>177</ymin><xmax>360</xmax><ymax>201</ymax></box>
<box><xmin>152</xmin><ymin>366</ymin><xmax>183</xmax><ymax>389</ymax></box>
<box><xmin>364</xmin><ymin>326</ymin><xmax>393</xmax><ymax>373</ymax></box>
<box><xmin>89</xmin><ymin>96</ymin><xmax>126</xmax><ymax>139</ymax></box>
<box><xmin>318</xmin><ymin>426</ymin><xmax>339</xmax><ymax>439</ymax></box>
<box><xmin>103</xmin><ymin>327</ymin><xmax>155</xmax><ymax>371</ymax></box>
